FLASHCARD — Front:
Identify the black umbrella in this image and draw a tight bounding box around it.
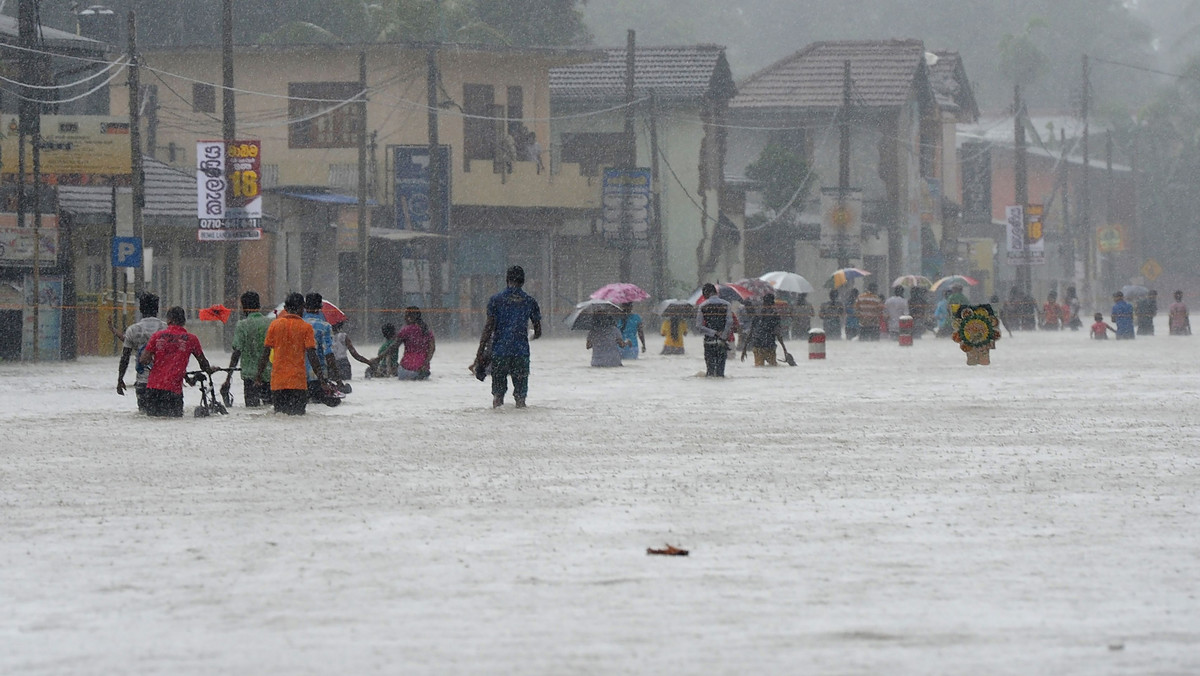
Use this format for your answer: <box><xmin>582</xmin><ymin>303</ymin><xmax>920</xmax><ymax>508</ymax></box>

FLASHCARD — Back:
<box><xmin>563</xmin><ymin>299</ymin><xmax>622</xmax><ymax>331</ymax></box>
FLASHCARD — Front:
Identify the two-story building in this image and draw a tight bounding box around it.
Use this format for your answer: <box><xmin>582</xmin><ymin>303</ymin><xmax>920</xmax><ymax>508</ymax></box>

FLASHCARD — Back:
<box><xmin>726</xmin><ymin>40</ymin><xmax>976</xmax><ymax>287</ymax></box>
<box><xmin>117</xmin><ymin>41</ymin><xmax>606</xmax><ymax>335</ymax></box>
<box><xmin>548</xmin><ymin>45</ymin><xmax>738</xmax><ymax>299</ymax></box>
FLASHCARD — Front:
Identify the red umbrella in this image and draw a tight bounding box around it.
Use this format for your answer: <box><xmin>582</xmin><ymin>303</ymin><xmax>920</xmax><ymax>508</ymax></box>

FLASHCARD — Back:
<box><xmin>687</xmin><ymin>283</ymin><xmax>754</xmax><ymax>305</ymax></box>
<box><xmin>274</xmin><ymin>300</ymin><xmax>348</xmax><ymax>326</ymax></box>
<box><xmin>198</xmin><ymin>304</ymin><xmax>232</xmax><ymax>323</ymax></box>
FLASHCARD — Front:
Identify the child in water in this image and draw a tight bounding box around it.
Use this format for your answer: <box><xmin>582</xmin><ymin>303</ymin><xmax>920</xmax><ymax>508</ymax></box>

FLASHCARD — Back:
<box><xmin>1090</xmin><ymin>312</ymin><xmax>1116</xmax><ymax>340</ymax></box>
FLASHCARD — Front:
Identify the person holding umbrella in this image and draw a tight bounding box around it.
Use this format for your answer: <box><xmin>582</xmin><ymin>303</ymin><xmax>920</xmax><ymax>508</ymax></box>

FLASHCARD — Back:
<box><xmin>587</xmin><ymin>307</ymin><xmax>629</xmax><ymax>367</ymax></box>
<box><xmin>696</xmin><ymin>283</ymin><xmax>734</xmax><ymax>377</ymax></box>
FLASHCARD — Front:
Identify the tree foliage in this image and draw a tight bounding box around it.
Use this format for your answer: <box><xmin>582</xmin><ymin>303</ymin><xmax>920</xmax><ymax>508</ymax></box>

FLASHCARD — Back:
<box><xmin>744</xmin><ymin>144</ymin><xmax>812</xmax><ymax>216</ymax></box>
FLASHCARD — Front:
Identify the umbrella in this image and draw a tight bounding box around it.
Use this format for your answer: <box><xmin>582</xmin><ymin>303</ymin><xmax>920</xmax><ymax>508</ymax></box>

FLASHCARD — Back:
<box><xmin>735</xmin><ymin>278</ymin><xmax>777</xmax><ymax>298</ymax></box>
<box><xmin>590</xmin><ymin>282</ymin><xmax>650</xmax><ymax>305</ymax></box>
<box><xmin>1121</xmin><ymin>285</ymin><xmax>1150</xmax><ymax>299</ymax></box>
<box><xmin>825</xmin><ymin>268</ymin><xmax>871</xmax><ymax>289</ymax></box>
<box><xmin>654</xmin><ymin>298</ymin><xmax>694</xmax><ymax>317</ymax></box>
<box><xmin>686</xmin><ymin>283</ymin><xmax>754</xmax><ymax>306</ymax></box>
<box><xmin>930</xmin><ymin>275</ymin><xmax>979</xmax><ymax>292</ymax></box>
<box><xmin>563</xmin><ymin>299</ymin><xmax>621</xmax><ymax>331</ymax></box>
<box><xmin>198</xmin><ymin>304</ymin><xmax>232</xmax><ymax>323</ymax></box>
<box><xmin>274</xmin><ymin>299</ymin><xmax>349</xmax><ymax>326</ymax></box>
<box><xmin>759</xmin><ymin>271</ymin><xmax>815</xmax><ymax>295</ymax></box>
<box><xmin>892</xmin><ymin>275</ymin><xmax>933</xmax><ymax>289</ymax></box>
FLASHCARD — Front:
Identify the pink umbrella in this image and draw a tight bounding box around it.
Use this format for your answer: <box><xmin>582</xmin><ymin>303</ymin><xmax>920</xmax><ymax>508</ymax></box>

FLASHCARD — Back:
<box><xmin>589</xmin><ymin>283</ymin><xmax>650</xmax><ymax>305</ymax></box>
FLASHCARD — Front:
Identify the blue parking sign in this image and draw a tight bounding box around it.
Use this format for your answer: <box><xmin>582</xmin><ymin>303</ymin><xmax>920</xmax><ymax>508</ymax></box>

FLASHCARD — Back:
<box><xmin>112</xmin><ymin>236</ymin><xmax>142</xmax><ymax>268</ymax></box>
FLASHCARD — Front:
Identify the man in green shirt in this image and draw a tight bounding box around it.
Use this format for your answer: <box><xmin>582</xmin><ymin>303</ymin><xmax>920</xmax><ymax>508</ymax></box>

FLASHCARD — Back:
<box><xmin>224</xmin><ymin>290</ymin><xmax>273</xmax><ymax>406</ymax></box>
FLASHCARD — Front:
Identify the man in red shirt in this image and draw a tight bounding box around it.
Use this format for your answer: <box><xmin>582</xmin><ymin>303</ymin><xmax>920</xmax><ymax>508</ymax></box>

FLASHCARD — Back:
<box><xmin>139</xmin><ymin>306</ymin><xmax>216</xmax><ymax>417</ymax></box>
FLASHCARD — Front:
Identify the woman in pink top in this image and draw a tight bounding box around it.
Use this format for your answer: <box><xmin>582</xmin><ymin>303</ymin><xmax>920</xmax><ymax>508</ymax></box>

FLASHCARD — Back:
<box><xmin>1169</xmin><ymin>290</ymin><xmax>1191</xmax><ymax>336</ymax></box>
<box><xmin>395</xmin><ymin>306</ymin><xmax>436</xmax><ymax>380</ymax></box>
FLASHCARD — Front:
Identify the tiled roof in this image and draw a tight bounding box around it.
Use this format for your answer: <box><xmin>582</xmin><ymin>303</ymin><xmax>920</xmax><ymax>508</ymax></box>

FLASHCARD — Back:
<box><xmin>928</xmin><ymin>51</ymin><xmax>979</xmax><ymax>121</ymax></box>
<box><xmin>550</xmin><ymin>45</ymin><xmax>735</xmax><ymax>102</ymax></box>
<box><xmin>59</xmin><ymin>157</ymin><xmax>198</xmax><ymax>220</ymax></box>
<box><xmin>732</xmin><ymin>40</ymin><xmax>931</xmax><ymax>110</ymax></box>
<box><xmin>0</xmin><ymin>15</ymin><xmax>108</xmax><ymax>52</ymax></box>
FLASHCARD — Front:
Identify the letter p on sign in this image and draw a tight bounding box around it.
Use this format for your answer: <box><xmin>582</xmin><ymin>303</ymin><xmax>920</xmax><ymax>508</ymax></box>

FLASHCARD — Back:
<box><xmin>112</xmin><ymin>236</ymin><xmax>142</xmax><ymax>268</ymax></box>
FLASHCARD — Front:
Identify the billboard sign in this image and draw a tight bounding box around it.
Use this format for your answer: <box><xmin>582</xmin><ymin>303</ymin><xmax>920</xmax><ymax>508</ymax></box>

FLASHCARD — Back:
<box><xmin>1</xmin><ymin>115</ymin><xmax>132</xmax><ymax>176</ymax></box>
<box><xmin>0</xmin><ymin>213</ymin><xmax>58</xmax><ymax>265</ymax></box>
<box><xmin>601</xmin><ymin>168</ymin><xmax>651</xmax><ymax>248</ymax></box>
<box><xmin>393</xmin><ymin>145</ymin><xmax>450</xmax><ymax>231</ymax></box>
<box><xmin>196</xmin><ymin>140</ymin><xmax>262</xmax><ymax>241</ymax></box>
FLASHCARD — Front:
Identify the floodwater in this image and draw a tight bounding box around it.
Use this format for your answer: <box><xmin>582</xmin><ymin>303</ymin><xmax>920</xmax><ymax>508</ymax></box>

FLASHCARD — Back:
<box><xmin>2</xmin><ymin>326</ymin><xmax>1198</xmax><ymax>674</ymax></box>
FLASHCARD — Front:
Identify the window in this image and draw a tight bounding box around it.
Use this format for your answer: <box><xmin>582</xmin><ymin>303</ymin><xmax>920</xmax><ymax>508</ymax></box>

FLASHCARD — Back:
<box><xmin>463</xmin><ymin>84</ymin><xmax>496</xmax><ymax>170</ymax></box>
<box><xmin>288</xmin><ymin>82</ymin><xmax>363</xmax><ymax>149</ymax></box>
<box><xmin>180</xmin><ymin>259</ymin><xmax>213</xmax><ymax>320</ymax></box>
<box><xmin>193</xmin><ymin>83</ymin><xmax>216</xmax><ymax>114</ymax></box>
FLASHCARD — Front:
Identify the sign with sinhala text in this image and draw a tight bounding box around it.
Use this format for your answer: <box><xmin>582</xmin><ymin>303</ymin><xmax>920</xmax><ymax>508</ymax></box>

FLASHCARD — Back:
<box><xmin>196</xmin><ymin>140</ymin><xmax>262</xmax><ymax>241</ymax></box>
<box><xmin>0</xmin><ymin>115</ymin><xmax>132</xmax><ymax>176</ymax></box>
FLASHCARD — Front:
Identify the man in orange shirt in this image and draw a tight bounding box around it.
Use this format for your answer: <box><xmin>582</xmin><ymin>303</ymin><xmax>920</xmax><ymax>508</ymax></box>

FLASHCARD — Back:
<box><xmin>255</xmin><ymin>292</ymin><xmax>325</xmax><ymax>415</ymax></box>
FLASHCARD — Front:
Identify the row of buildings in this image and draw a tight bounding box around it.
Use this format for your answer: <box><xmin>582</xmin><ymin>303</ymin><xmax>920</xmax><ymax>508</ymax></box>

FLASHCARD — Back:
<box><xmin>0</xmin><ymin>15</ymin><xmax>1137</xmax><ymax>359</ymax></box>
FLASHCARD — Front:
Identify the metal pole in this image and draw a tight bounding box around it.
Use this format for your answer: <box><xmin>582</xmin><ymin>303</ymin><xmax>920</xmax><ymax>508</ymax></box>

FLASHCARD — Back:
<box><xmin>127</xmin><ymin>11</ymin><xmax>145</xmax><ymax>296</ymax></box>
<box><xmin>356</xmin><ymin>51</ymin><xmax>369</xmax><ymax>340</ymax></box>
<box><xmin>18</xmin><ymin>0</ymin><xmax>39</xmax><ymax>359</ymax></box>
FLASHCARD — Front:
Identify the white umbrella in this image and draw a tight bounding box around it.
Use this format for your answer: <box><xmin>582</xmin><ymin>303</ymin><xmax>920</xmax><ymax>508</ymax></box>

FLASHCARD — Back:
<box><xmin>759</xmin><ymin>271</ymin><xmax>815</xmax><ymax>295</ymax></box>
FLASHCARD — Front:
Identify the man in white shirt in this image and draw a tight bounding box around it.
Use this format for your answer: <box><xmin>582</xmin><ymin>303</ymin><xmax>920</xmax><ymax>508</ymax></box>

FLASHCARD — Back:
<box><xmin>884</xmin><ymin>286</ymin><xmax>910</xmax><ymax>339</ymax></box>
<box><xmin>117</xmin><ymin>293</ymin><xmax>168</xmax><ymax>413</ymax></box>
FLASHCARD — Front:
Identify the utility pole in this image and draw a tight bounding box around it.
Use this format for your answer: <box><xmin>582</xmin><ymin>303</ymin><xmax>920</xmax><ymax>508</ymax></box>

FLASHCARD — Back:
<box><xmin>127</xmin><ymin>11</ymin><xmax>145</xmax><ymax>295</ymax></box>
<box><xmin>1104</xmin><ymin>130</ymin><xmax>1114</xmax><ymax>293</ymax></box>
<box><xmin>648</xmin><ymin>90</ymin><xmax>665</xmax><ymax>302</ymax></box>
<box><xmin>426</xmin><ymin>45</ymin><xmax>444</xmax><ymax>331</ymax></box>
<box><xmin>221</xmin><ymin>0</ymin><xmax>237</xmax><ymax>345</ymax></box>
<box><xmin>356</xmin><ymin>51</ymin><xmax>369</xmax><ymax>340</ymax></box>
<box><xmin>620</xmin><ymin>29</ymin><xmax>636</xmax><ymax>283</ymax></box>
<box><xmin>1080</xmin><ymin>55</ymin><xmax>1092</xmax><ymax>309</ymax></box>
<box><xmin>18</xmin><ymin>0</ymin><xmax>40</xmax><ymax>359</ymax></box>
<box><xmin>1060</xmin><ymin>128</ymin><xmax>1072</xmax><ymax>279</ymax></box>
<box><xmin>1014</xmin><ymin>84</ymin><xmax>1030</xmax><ymax>297</ymax></box>
<box><xmin>837</xmin><ymin>59</ymin><xmax>852</xmax><ymax>269</ymax></box>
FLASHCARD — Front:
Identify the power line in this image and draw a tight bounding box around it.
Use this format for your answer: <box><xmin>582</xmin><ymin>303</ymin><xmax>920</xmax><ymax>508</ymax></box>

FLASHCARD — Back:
<box><xmin>0</xmin><ymin>55</ymin><xmax>127</xmax><ymax>90</ymax></box>
<box><xmin>1089</xmin><ymin>55</ymin><xmax>1200</xmax><ymax>84</ymax></box>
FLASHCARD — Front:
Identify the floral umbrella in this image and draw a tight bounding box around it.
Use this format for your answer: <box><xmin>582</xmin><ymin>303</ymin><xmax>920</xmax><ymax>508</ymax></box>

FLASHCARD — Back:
<box><xmin>590</xmin><ymin>283</ymin><xmax>650</xmax><ymax>305</ymax></box>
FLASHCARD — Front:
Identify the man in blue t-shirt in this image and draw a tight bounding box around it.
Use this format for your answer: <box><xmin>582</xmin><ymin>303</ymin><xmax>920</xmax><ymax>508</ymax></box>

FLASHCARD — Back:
<box><xmin>1111</xmin><ymin>291</ymin><xmax>1136</xmax><ymax>340</ymax></box>
<box><xmin>476</xmin><ymin>265</ymin><xmax>542</xmax><ymax>408</ymax></box>
<box><xmin>303</xmin><ymin>292</ymin><xmax>344</xmax><ymax>400</ymax></box>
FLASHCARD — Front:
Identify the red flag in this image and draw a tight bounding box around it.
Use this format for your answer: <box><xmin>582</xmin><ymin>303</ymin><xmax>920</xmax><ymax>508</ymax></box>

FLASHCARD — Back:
<box><xmin>198</xmin><ymin>304</ymin><xmax>233</xmax><ymax>323</ymax></box>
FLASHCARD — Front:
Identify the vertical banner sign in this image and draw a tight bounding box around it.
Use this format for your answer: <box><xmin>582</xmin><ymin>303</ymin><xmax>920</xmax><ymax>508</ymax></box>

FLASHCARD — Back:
<box><xmin>22</xmin><ymin>275</ymin><xmax>62</xmax><ymax>360</ymax></box>
<box><xmin>819</xmin><ymin>187</ymin><xmax>863</xmax><ymax>259</ymax></box>
<box><xmin>1024</xmin><ymin>204</ymin><xmax>1045</xmax><ymax>265</ymax></box>
<box><xmin>393</xmin><ymin>145</ymin><xmax>450</xmax><ymax>231</ymax></box>
<box><xmin>600</xmin><ymin>168</ymin><xmax>651</xmax><ymax>248</ymax></box>
<box><xmin>196</xmin><ymin>140</ymin><xmax>263</xmax><ymax>241</ymax></box>
<box><xmin>1005</xmin><ymin>205</ymin><xmax>1025</xmax><ymax>265</ymax></box>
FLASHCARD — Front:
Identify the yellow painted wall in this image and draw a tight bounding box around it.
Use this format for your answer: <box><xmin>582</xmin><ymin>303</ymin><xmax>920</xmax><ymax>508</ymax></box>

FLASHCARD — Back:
<box><xmin>122</xmin><ymin>44</ymin><xmax>600</xmax><ymax>210</ymax></box>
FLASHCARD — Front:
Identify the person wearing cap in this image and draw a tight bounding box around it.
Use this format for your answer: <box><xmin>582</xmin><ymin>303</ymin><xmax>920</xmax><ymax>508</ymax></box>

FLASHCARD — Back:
<box><xmin>1111</xmin><ymin>291</ymin><xmax>1135</xmax><ymax>339</ymax></box>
